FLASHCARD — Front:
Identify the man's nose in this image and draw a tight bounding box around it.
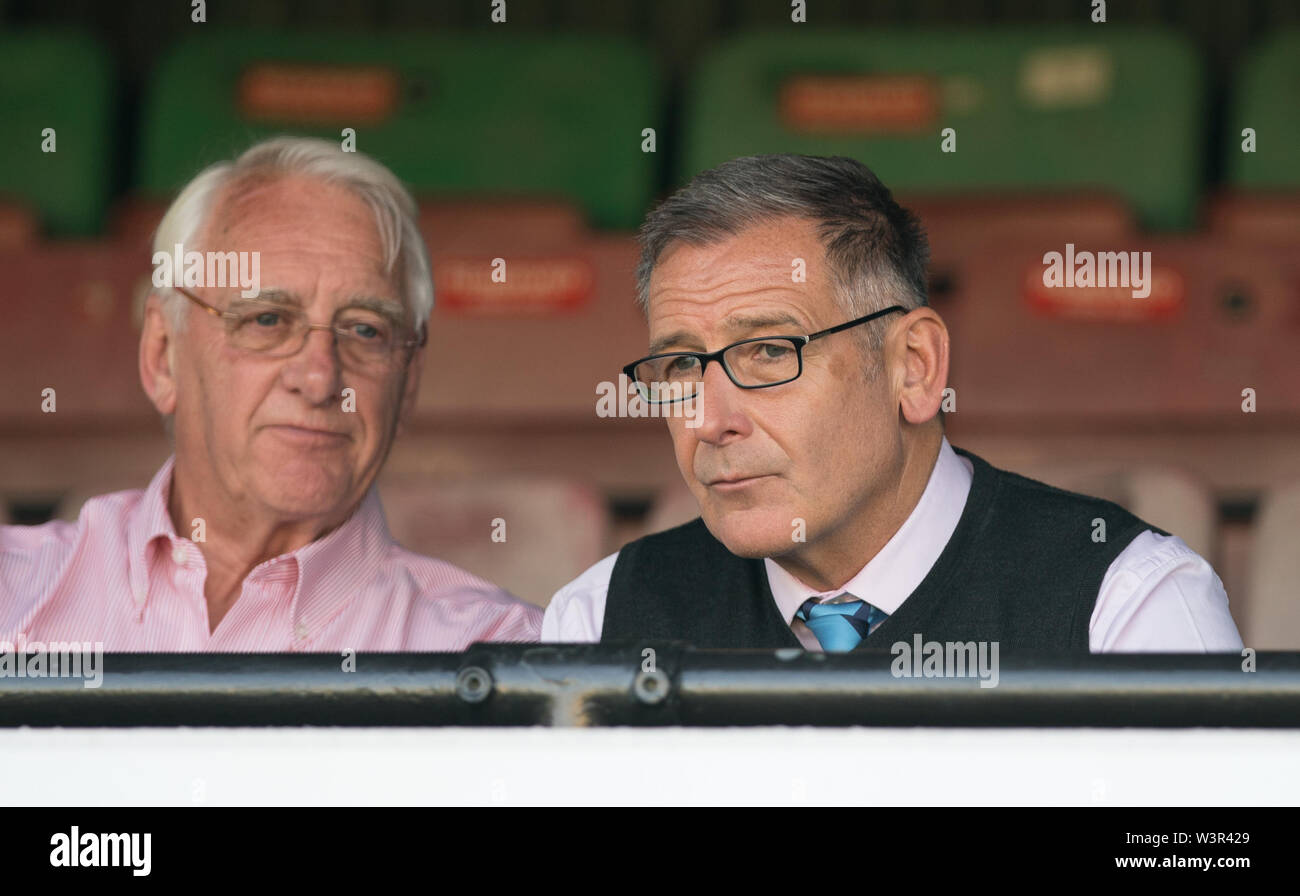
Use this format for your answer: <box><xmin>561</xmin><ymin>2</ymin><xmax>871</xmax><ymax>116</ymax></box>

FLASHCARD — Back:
<box><xmin>688</xmin><ymin>357</ymin><xmax>751</xmax><ymax>445</ymax></box>
<box><xmin>279</xmin><ymin>327</ymin><xmax>344</xmax><ymax>405</ymax></box>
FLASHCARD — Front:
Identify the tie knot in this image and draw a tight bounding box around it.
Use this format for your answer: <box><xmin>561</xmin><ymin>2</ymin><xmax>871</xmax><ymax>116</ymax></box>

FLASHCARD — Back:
<box><xmin>797</xmin><ymin>596</ymin><xmax>864</xmax><ymax>620</ymax></box>
<box><xmin>795</xmin><ymin>596</ymin><xmax>888</xmax><ymax>651</ymax></box>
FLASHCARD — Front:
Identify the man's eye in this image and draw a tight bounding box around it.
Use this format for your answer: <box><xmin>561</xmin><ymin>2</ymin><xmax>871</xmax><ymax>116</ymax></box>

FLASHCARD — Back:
<box><xmin>753</xmin><ymin>341</ymin><xmax>793</xmax><ymax>361</ymax></box>
<box><xmin>666</xmin><ymin>356</ymin><xmax>700</xmax><ymax>375</ymax></box>
<box><xmin>243</xmin><ymin>310</ymin><xmax>285</xmax><ymax>328</ymax></box>
<box><xmin>344</xmin><ymin>320</ymin><xmax>389</xmax><ymax>341</ymax></box>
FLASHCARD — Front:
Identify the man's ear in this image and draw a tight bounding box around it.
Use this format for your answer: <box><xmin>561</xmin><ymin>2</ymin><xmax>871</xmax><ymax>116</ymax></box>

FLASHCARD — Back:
<box><xmin>139</xmin><ymin>292</ymin><xmax>179</xmax><ymax>416</ymax></box>
<box><xmin>892</xmin><ymin>307</ymin><xmax>950</xmax><ymax>426</ymax></box>
<box><xmin>394</xmin><ymin>341</ymin><xmax>425</xmax><ymax>437</ymax></box>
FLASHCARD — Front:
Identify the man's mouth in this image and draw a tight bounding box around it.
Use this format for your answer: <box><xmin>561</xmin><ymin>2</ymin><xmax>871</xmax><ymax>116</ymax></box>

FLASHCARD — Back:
<box><xmin>704</xmin><ymin>473</ymin><xmax>775</xmax><ymax>491</ymax></box>
<box><xmin>265</xmin><ymin>424</ymin><xmax>350</xmax><ymax>442</ymax></box>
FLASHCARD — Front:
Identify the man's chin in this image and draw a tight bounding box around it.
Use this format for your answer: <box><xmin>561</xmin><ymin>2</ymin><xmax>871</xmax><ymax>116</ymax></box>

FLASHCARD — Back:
<box><xmin>700</xmin><ymin>508</ymin><xmax>804</xmax><ymax>560</ymax></box>
<box><xmin>252</xmin><ymin>468</ymin><xmax>358</xmax><ymax>520</ymax></box>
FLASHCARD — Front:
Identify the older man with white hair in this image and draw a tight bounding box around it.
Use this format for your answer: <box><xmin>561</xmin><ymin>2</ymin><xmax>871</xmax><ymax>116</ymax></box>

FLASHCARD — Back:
<box><xmin>0</xmin><ymin>137</ymin><xmax>540</xmax><ymax>650</ymax></box>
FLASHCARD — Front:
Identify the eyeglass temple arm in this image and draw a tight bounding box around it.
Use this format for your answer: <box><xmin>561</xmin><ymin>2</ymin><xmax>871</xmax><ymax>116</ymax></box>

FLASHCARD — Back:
<box><xmin>170</xmin><ymin>285</ymin><xmax>229</xmax><ymax>320</ymax></box>
<box><xmin>806</xmin><ymin>304</ymin><xmax>907</xmax><ymax>341</ymax></box>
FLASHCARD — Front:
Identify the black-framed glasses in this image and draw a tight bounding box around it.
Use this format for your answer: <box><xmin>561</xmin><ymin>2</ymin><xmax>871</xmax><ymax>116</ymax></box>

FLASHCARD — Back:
<box><xmin>623</xmin><ymin>305</ymin><xmax>906</xmax><ymax>404</ymax></box>
<box><xmin>172</xmin><ymin>285</ymin><xmax>426</xmax><ymax>373</ymax></box>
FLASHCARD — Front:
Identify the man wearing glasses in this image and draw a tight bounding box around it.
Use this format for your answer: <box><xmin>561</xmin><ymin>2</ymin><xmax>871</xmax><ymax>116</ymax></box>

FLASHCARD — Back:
<box><xmin>542</xmin><ymin>154</ymin><xmax>1241</xmax><ymax>653</ymax></box>
<box><xmin>0</xmin><ymin>137</ymin><xmax>540</xmax><ymax>650</ymax></box>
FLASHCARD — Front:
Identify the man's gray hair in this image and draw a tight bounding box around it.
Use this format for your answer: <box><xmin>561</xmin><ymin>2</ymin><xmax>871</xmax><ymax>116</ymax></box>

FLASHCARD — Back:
<box><xmin>152</xmin><ymin>136</ymin><xmax>433</xmax><ymax>331</ymax></box>
<box><xmin>636</xmin><ymin>154</ymin><xmax>929</xmax><ymax>352</ymax></box>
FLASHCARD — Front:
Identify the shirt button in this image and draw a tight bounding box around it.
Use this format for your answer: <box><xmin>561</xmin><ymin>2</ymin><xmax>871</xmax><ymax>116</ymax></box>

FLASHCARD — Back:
<box><xmin>133</xmin><ymin>586</ymin><xmax>146</xmax><ymax>606</ymax></box>
<box><xmin>172</xmin><ymin>545</ymin><xmax>187</xmax><ymax>565</ymax></box>
<box><xmin>293</xmin><ymin>623</ymin><xmax>309</xmax><ymax>641</ymax></box>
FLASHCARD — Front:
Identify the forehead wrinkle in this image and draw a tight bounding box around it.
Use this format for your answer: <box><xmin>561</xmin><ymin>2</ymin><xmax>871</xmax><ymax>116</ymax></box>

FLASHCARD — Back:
<box><xmin>648</xmin><ymin>224</ymin><xmax>827</xmax><ymax>351</ymax></box>
<box><xmin>723</xmin><ymin>311</ymin><xmax>804</xmax><ymax>332</ymax></box>
<box><xmin>648</xmin><ymin>307</ymin><xmax>810</xmax><ymax>354</ymax></box>
<box><xmin>653</xmin><ymin>258</ymin><xmax>795</xmax><ymax>302</ymax></box>
<box><xmin>651</xmin><ymin>274</ymin><xmax>814</xmax><ymax>316</ymax></box>
<box><xmin>237</xmin><ymin>288</ymin><xmax>298</xmax><ymax>306</ymax></box>
<box><xmin>344</xmin><ymin>295</ymin><xmax>408</xmax><ymax>322</ymax></box>
<box><xmin>231</xmin><ymin>290</ymin><xmax>404</xmax><ymax>325</ymax></box>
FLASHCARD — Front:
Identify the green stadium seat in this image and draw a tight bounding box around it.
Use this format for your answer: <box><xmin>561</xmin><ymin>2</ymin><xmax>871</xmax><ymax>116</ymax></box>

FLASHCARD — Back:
<box><xmin>0</xmin><ymin>30</ymin><xmax>113</xmax><ymax>235</ymax></box>
<box><xmin>683</xmin><ymin>27</ymin><xmax>1202</xmax><ymax>230</ymax></box>
<box><xmin>138</xmin><ymin>30</ymin><xmax>658</xmax><ymax>229</ymax></box>
<box><xmin>1210</xmin><ymin>30</ymin><xmax>1300</xmax><ymax>242</ymax></box>
<box><xmin>1227</xmin><ymin>29</ymin><xmax>1300</xmax><ymax>190</ymax></box>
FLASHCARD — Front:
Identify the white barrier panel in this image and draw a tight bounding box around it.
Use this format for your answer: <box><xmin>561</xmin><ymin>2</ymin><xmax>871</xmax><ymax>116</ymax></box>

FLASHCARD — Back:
<box><xmin>2</xmin><ymin>727</ymin><xmax>1299</xmax><ymax>805</ymax></box>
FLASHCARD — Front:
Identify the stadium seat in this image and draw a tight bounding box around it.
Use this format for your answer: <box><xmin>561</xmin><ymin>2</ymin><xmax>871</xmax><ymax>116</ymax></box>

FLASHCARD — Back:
<box><xmin>1242</xmin><ymin>481</ymin><xmax>1300</xmax><ymax>650</ymax></box>
<box><xmin>0</xmin><ymin>245</ymin><xmax>156</xmax><ymax>426</ymax></box>
<box><xmin>377</xmin><ymin>473</ymin><xmax>610</xmax><ymax>607</ymax></box>
<box><xmin>109</xmin><ymin>196</ymin><xmax>591</xmax><ymax>256</ymax></box>
<box><xmin>0</xmin><ymin>30</ymin><xmax>113</xmax><ymax>235</ymax></box>
<box><xmin>1204</xmin><ymin>192</ymin><xmax>1300</xmax><ymax>243</ymax></box>
<box><xmin>1225</xmin><ymin>29</ymin><xmax>1300</xmax><ymax>193</ymax></box>
<box><xmin>419</xmin><ymin>200</ymin><xmax>586</xmax><ymax>249</ymax></box>
<box><xmin>903</xmin><ymin>193</ymin><xmax>1134</xmax><ymax>307</ymax></box>
<box><xmin>138</xmin><ymin>30</ymin><xmax>659</xmax><ymax>229</ymax></box>
<box><xmin>1208</xmin><ymin>30</ymin><xmax>1300</xmax><ymax>244</ymax></box>
<box><xmin>415</xmin><ymin>222</ymin><xmax>646</xmax><ymax>421</ymax></box>
<box><xmin>684</xmin><ymin>27</ymin><xmax>1202</xmax><ymax>229</ymax></box>
<box><xmin>0</xmin><ymin>240</ymin><xmax>163</xmax><ymax>518</ymax></box>
<box><xmin>0</xmin><ymin>204</ymin><xmax>39</xmax><ymax>249</ymax></box>
<box><xmin>942</xmin><ymin>238</ymin><xmax>1300</xmax><ymax>421</ymax></box>
<box><xmin>106</xmin><ymin>197</ymin><xmax>168</xmax><ymax>251</ymax></box>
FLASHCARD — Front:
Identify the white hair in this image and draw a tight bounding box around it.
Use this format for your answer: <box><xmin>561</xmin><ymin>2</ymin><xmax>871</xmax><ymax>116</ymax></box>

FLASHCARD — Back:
<box><xmin>152</xmin><ymin>136</ymin><xmax>433</xmax><ymax>332</ymax></box>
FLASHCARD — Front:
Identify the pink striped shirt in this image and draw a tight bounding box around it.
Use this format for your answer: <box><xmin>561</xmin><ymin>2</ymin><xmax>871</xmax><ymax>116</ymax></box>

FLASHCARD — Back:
<box><xmin>0</xmin><ymin>458</ymin><xmax>541</xmax><ymax>651</ymax></box>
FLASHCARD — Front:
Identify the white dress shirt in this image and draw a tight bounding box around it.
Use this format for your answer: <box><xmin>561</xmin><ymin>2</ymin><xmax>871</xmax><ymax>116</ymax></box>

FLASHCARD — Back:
<box><xmin>542</xmin><ymin>437</ymin><xmax>1244</xmax><ymax>653</ymax></box>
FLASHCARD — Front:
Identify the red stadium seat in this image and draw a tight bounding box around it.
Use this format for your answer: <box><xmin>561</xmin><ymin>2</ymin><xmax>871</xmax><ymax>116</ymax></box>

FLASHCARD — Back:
<box><xmin>377</xmin><ymin>473</ymin><xmax>610</xmax><ymax>607</ymax></box>
<box><xmin>106</xmin><ymin>197</ymin><xmax>166</xmax><ymax>250</ymax></box>
<box><xmin>0</xmin><ymin>243</ymin><xmax>155</xmax><ymax>427</ymax></box>
<box><xmin>903</xmin><ymin>193</ymin><xmax>1135</xmax><ymax>306</ymax></box>
<box><xmin>0</xmin><ymin>203</ymin><xmax>39</xmax><ymax>248</ymax></box>
<box><xmin>940</xmin><ymin>237</ymin><xmax>1300</xmax><ymax>421</ymax></box>
<box><xmin>1203</xmin><ymin>191</ymin><xmax>1300</xmax><ymax>244</ymax></box>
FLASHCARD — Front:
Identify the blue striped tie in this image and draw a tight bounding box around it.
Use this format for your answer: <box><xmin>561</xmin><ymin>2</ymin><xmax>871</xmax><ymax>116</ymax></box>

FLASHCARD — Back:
<box><xmin>795</xmin><ymin>597</ymin><xmax>889</xmax><ymax>652</ymax></box>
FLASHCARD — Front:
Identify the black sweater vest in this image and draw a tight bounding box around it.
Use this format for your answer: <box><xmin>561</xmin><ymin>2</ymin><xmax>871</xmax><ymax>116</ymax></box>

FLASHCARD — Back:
<box><xmin>603</xmin><ymin>447</ymin><xmax>1168</xmax><ymax>651</ymax></box>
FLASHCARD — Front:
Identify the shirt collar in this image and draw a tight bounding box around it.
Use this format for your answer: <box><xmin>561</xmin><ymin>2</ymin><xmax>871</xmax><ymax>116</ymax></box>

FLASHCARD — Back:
<box><xmin>126</xmin><ymin>456</ymin><xmax>393</xmax><ymax>638</ymax></box>
<box><xmin>126</xmin><ymin>455</ymin><xmax>183</xmax><ymax>608</ymax></box>
<box><xmin>764</xmin><ymin>435</ymin><xmax>974</xmax><ymax>624</ymax></box>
